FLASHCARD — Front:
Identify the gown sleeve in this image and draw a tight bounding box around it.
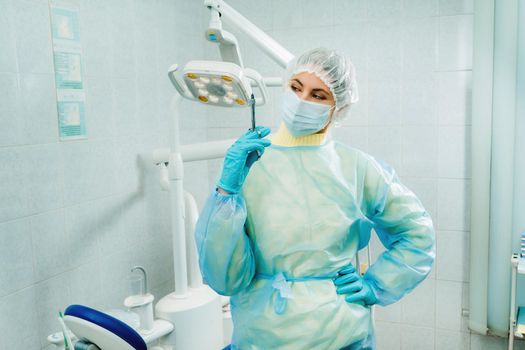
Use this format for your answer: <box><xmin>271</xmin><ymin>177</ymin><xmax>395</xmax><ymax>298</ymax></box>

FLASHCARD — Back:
<box><xmin>194</xmin><ymin>190</ymin><xmax>256</xmax><ymax>296</ymax></box>
<box><xmin>361</xmin><ymin>156</ymin><xmax>436</xmax><ymax>306</ymax></box>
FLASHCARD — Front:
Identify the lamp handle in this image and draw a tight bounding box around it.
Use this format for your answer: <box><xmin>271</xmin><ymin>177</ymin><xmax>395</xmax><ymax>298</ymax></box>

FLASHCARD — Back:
<box><xmin>168</xmin><ymin>64</ymin><xmax>193</xmax><ymax>99</ymax></box>
<box><xmin>243</xmin><ymin>68</ymin><xmax>269</xmax><ymax>106</ymax></box>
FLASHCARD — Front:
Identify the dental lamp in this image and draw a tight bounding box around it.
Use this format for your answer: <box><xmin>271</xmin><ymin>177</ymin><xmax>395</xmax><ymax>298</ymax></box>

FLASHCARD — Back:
<box><xmin>168</xmin><ymin>60</ymin><xmax>269</xmax><ymax>107</ymax></box>
<box><xmin>167</xmin><ymin>0</ymin><xmax>292</xmax><ymax>108</ymax></box>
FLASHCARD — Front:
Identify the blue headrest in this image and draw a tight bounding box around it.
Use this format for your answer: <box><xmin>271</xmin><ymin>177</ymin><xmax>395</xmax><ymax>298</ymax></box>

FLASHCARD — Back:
<box><xmin>64</xmin><ymin>304</ymin><xmax>147</xmax><ymax>350</ymax></box>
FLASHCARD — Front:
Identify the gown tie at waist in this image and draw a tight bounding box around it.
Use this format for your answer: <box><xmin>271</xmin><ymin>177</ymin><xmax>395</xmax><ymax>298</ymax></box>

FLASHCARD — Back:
<box><xmin>254</xmin><ymin>272</ymin><xmax>338</xmax><ymax>314</ymax></box>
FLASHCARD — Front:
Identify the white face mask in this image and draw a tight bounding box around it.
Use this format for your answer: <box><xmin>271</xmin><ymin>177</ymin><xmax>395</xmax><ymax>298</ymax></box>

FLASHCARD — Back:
<box><xmin>281</xmin><ymin>89</ymin><xmax>334</xmax><ymax>137</ymax></box>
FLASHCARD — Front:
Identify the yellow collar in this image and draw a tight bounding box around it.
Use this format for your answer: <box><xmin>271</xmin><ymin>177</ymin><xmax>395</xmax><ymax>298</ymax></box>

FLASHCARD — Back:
<box><xmin>268</xmin><ymin>122</ymin><xmax>329</xmax><ymax>147</ymax></box>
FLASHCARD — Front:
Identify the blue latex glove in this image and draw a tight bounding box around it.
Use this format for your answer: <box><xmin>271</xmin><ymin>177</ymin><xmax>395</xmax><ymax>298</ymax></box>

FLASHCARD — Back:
<box><xmin>333</xmin><ymin>263</ymin><xmax>378</xmax><ymax>306</ymax></box>
<box><xmin>217</xmin><ymin>126</ymin><xmax>272</xmax><ymax>194</ymax></box>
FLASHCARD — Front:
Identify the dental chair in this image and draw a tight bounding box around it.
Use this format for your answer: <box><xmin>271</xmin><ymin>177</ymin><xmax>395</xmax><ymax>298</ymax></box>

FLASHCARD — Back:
<box><xmin>64</xmin><ymin>305</ymin><xmax>163</xmax><ymax>350</ymax></box>
<box><xmin>63</xmin><ymin>304</ymin><xmax>232</xmax><ymax>350</ymax></box>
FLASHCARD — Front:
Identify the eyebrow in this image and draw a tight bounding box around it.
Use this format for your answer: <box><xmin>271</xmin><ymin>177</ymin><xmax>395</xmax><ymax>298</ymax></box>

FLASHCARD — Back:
<box><xmin>292</xmin><ymin>79</ymin><xmax>330</xmax><ymax>95</ymax></box>
<box><xmin>312</xmin><ymin>88</ymin><xmax>329</xmax><ymax>95</ymax></box>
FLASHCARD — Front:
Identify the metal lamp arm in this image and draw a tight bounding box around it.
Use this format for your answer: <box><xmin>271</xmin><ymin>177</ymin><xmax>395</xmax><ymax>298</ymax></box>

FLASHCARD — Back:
<box><xmin>204</xmin><ymin>0</ymin><xmax>294</xmax><ymax>68</ymax></box>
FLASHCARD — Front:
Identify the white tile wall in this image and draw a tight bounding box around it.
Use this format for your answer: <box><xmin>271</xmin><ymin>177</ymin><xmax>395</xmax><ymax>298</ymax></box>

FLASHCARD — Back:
<box><xmin>375</xmin><ymin>298</ymin><xmax>402</xmax><ymax>323</ymax></box>
<box><xmin>401</xmin><ymin>73</ymin><xmax>438</xmax><ymax>126</ymax></box>
<box><xmin>439</xmin><ymin>0</ymin><xmax>474</xmax><ymax>16</ymax></box>
<box><xmin>368</xmin><ymin>0</ymin><xmax>402</xmax><ymax>19</ymax></box>
<box><xmin>436</xmin><ymin>329</ymin><xmax>470</xmax><ymax>350</ymax></box>
<box><xmin>0</xmin><ymin>0</ymin><xmax>18</xmax><ymax>73</ymax></box>
<box><xmin>0</xmin><ymin>73</ymin><xmax>22</xmax><ymax>146</ymax></box>
<box><xmin>436</xmin><ymin>280</ymin><xmax>469</xmax><ymax>332</ymax></box>
<box><xmin>30</xmin><ymin>210</ymin><xmax>70</xmax><ymax>282</ymax></box>
<box><xmin>0</xmin><ymin>219</ymin><xmax>35</xmax><ymax>297</ymax></box>
<box><xmin>0</xmin><ymin>287</ymin><xmax>41</xmax><ymax>349</ymax></box>
<box><xmin>19</xmin><ymin>74</ymin><xmax>58</xmax><ymax>144</ymax></box>
<box><xmin>368</xmin><ymin>19</ymin><xmax>402</xmax><ymax>83</ymax></box>
<box><xmin>438</xmin><ymin>15</ymin><xmax>473</xmax><ymax>71</ymax></box>
<box><xmin>401</xmin><ymin>278</ymin><xmax>436</xmax><ymax>327</ymax></box>
<box><xmin>334</xmin><ymin>0</ymin><xmax>368</xmax><ymax>23</ymax></box>
<box><xmin>437</xmin><ymin>70</ymin><xmax>473</xmax><ymax>125</ymax></box>
<box><xmin>272</xmin><ymin>0</ymin><xmax>304</xmax><ymax>29</ymax></box>
<box><xmin>402</xmin><ymin>0</ymin><xmax>438</xmax><ymax>18</ymax></box>
<box><xmin>332</xmin><ymin>126</ymin><xmax>369</xmax><ymax>151</ymax></box>
<box><xmin>13</xmin><ymin>0</ymin><xmax>54</xmax><ymax>75</ymax></box>
<box><xmin>400</xmin><ymin>126</ymin><xmax>438</xmax><ymax>177</ymax></box>
<box><xmin>368</xmin><ymin>79</ymin><xmax>401</xmax><ymax>126</ymax></box>
<box><xmin>401</xmin><ymin>325</ymin><xmax>435</xmax><ymax>350</ymax></box>
<box><xmin>438</xmin><ymin>125</ymin><xmax>471</xmax><ymax>178</ymax></box>
<box><xmin>376</xmin><ymin>321</ymin><xmax>402</xmax><ymax>350</ymax></box>
<box><xmin>437</xmin><ymin>178</ymin><xmax>471</xmax><ymax>231</ymax></box>
<box><xmin>0</xmin><ymin>148</ymin><xmax>30</xmax><ymax>221</ymax></box>
<box><xmin>367</xmin><ymin>126</ymin><xmax>402</xmax><ymax>170</ymax></box>
<box><xmin>436</xmin><ymin>230</ymin><xmax>470</xmax><ymax>282</ymax></box>
<box><xmin>303</xmin><ymin>0</ymin><xmax>334</xmax><ymax>26</ymax></box>
<box><xmin>23</xmin><ymin>143</ymin><xmax>64</xmax><ymax>214</ymax></box>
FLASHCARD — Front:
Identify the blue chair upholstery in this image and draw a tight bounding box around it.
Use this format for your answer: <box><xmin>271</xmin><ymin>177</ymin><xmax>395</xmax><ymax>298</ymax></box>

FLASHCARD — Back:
<box><xmin>65</xmin><ymin>304</ymin><xmax>147</xmax><ymax>350</ymax></box>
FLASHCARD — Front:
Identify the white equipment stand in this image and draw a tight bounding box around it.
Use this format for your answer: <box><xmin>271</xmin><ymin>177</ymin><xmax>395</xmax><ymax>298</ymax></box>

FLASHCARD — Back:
<box><xmin>508</xmin><ymin>254</ymin><xmax>525</xmax><ymax>350</ymax></box>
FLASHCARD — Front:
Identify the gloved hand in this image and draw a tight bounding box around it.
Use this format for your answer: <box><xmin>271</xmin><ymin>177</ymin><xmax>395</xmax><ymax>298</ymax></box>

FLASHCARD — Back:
<box><xmin>333</xmin><ymin>263</ymin><xmax>378</xmax><ymax>306</ymax></box>
<box><xmin>217</xmin><ymin>126</ymin><xmax>272</xmax><ymax>194</ymax></box>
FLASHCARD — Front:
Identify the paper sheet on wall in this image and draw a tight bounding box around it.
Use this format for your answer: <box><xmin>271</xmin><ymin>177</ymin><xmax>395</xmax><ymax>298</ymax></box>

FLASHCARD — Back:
<box><xmin>49</xmin><ymin>1</ymin><xmax>87</xmax><ymax>140</ymax></box>
<box><xmin>56</xmin><ymin>89</ymin><xmax>86</xmax><ymax>139</ymax></box>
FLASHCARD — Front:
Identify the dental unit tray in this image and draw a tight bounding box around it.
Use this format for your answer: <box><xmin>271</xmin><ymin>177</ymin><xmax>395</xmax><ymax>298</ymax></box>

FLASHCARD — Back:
<box><xmin>64</xmin><ymin>305</ymin><xmax>147</xmax><ymax>350</ymax></box>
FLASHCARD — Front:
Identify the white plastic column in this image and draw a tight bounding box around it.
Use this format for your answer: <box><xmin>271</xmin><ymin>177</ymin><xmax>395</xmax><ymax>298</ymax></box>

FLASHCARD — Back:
<box><xmin>469</xmin><ymin>0</ymin><xmax>494</xmax><ymax>334</ymax></box>
<box><xmin>168</xmin><ymin>95</ymin><xmax>189</xmax><ymax>297</ymax></box>
<box><xmin>509</xmin><ymin>255</ymin><xmax>518</xmax><ymax>350</ymax></box>
<box><xmin>184</xmin><ymin>191</ymin><xmax>203</xmax><ymax>289</ymax></box>
<box><xmin>487</xmin><ymin>0</ymin><xmax>519</xmax><ymax>335</ymax></box>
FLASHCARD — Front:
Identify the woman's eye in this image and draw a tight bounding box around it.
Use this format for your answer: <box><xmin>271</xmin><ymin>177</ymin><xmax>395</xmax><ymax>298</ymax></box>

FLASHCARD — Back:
<box><xmin>313</xmin><ymin>94</ymin><xmax>325</xmax><ymax>100</ymax></box>
<box><xmin>291</xmin><ymin>85</ymin><xmax>301</xmax><ymax>92</ymax></box>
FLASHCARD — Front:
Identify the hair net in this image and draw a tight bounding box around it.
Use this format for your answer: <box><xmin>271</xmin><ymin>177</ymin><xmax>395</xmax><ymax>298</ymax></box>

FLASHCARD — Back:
<box><xmin>284</xmin><ymin>47</ymin><xmax>359</xmax><ymax>122</ymax></box>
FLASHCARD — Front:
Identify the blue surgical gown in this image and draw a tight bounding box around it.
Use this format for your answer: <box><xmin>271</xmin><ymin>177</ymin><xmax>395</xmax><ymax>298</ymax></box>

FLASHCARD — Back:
<box><xmin>195</xmin><ymin>140</ymin><xmax>435</xmax><ymax>350</ymax></box>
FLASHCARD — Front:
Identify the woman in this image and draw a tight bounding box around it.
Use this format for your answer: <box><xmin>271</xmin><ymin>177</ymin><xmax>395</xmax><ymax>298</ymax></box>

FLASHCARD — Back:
<box><xmin>195</xmin><ymin>48</ymin><xmax>435</xmax><ymax>350</ymax></box>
